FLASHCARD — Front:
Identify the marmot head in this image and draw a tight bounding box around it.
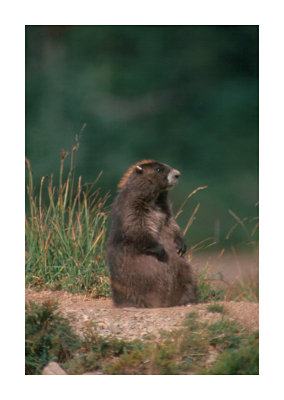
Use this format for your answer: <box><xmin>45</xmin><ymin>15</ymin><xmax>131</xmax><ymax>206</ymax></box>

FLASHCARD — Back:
<box><xmin>118</xmin><ymin>160</ymin><xmax>181</xmax><ymax>194</ymax></box>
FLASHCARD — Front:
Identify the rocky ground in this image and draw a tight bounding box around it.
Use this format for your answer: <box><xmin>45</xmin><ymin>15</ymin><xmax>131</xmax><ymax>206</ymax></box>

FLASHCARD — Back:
<box><xmin>25</xmin><ymin>288</ymin><xmax>259</xmax><ymax>342</ymax></box>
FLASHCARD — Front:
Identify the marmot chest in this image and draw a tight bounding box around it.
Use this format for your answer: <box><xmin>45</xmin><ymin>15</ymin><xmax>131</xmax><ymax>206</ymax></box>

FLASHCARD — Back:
<box><xmin>144</xmin><ymin>205</ymin><xmax>167</xmax><ymax>237</ymax></box>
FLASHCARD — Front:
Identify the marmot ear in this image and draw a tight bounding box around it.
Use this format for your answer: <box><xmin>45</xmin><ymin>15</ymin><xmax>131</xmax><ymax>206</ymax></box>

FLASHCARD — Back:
<box><xmin>136</xmin><ymin>165</ymin><xmax>143</xmax><ymax>174</ymax></box>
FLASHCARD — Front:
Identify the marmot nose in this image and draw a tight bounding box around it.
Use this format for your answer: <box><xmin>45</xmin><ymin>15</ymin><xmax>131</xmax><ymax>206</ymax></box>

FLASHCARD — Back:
<box><xmin>174</xmin><ymin>169</ymin><xmax>181</xmax><ymax>179</ymax></box>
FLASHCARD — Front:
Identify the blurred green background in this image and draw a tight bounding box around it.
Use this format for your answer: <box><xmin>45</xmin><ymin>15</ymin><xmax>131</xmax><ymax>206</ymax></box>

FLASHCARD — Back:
<box><xmin>25</xmin><ymin>25</ymin><xmax>258</xmax><ymax>249</ymax></box>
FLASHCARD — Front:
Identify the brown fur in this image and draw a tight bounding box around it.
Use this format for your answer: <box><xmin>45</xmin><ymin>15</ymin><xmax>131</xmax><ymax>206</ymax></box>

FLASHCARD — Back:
<box><xmin>106</xmin><ymin>160</ymin><xmax>197</xmax><ymax>307</ymax></box>
<box><xmin>118</xmin><ymin>159</ymin><xmax>156</xmax><ymax>189</ymax></box>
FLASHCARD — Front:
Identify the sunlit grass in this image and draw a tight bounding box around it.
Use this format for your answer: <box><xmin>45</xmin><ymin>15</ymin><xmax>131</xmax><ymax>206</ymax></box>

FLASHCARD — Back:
<box><xmin>190</xmin><ymin>207</ymin><xmax>259</xmax><ymax>303</ymax></box>
<box><xmin>25</xmin><ymin>145</ymin><xmax>110</xmax><ymax>296</ymax></box>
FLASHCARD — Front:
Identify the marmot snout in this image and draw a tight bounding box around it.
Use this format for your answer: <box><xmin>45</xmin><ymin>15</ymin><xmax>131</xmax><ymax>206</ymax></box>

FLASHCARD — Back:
<box><xmin>167</xmin><ymin>168</ymin><xmax>181</xmax><ymax>186</ymax></box>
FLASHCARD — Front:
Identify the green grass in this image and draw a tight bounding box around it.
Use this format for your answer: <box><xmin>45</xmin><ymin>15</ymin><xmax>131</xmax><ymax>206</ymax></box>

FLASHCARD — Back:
<box><xmin>25</xmin><ymin>147</ymin><xmax>110</xmax><ymax>296</ymax></box>
<box><xmin>25</xmin><ymin>302</ymin><xmax>259</xmax><ymax>375</ymax></box>
<box><xmin>225</xmin><ymin>273</ymin><xmax>259</xmax><ymax>302</ymax></box>
<box><xmin>207</xmin><ymin>304</ymin><xmax>225</xmax><ymax>313</ymax></box>
<box><xmin>196</xmin><ymin>263</ymin><xmax>226</xmax><ymax>302</ymax></box>
<box><xmin>25</xmin><ymin>301</ymin><xmax>81</xmax><ymax>374</ymax></box>
<box><xmin>196</xmin><ymin>258</ymin><xmax>259</xmax><ymax>303</ymax></box>
<box><xmin>25</xmin><ymin>144</ymin><xmax>258</xmax><ymax>302</ymax></box>
<box><xmin>24</xmin><ymin>148</ymin><xmax>219</xmax><ymax>301</ymax></box>
<box><xmin>207</xmin><ymin>331</ymin><xmax>259</xmax><ymax>375</ymax></box>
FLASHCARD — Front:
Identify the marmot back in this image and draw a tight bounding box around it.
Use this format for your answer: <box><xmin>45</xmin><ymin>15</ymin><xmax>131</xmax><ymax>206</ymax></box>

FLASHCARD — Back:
<box><xmin>106</xmin><ymin>160</ymin><xmax>197</xmax><ymax>307</ymax></box>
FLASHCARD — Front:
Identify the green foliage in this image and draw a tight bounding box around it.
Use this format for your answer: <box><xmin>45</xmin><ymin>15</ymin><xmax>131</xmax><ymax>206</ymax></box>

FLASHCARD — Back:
<box><xmin>25</xmin><ymin>149</ymin><xmax>111</xmax><ymax>296</ymax></box>
<box><xmin>25</xmin><ymin>301</ymin><xmax>80</xmax><ymax>374</ymax></box>
<box><xmin>208</xmin><ymin>331</ymin><xmax>259</xmax><ymax>375</ymax></box>
<box><xmin>196</xmin><ymin>263</ymin><xmax>225</xmax><ymax>302</ymax></box>
<box><xmin>100</xmin><ymin>312</ymin><xmax>209</xmax><ymax>375</ymax></box>
<box><xmin>25</xmin><ymin>302</ymin><xmax>258</xmax><ymax>375</ymax></box>
<box><xmin>207</xmin><ymin>320</ymin><xmax>244</xmax><ymax>350</ymax></box>
<box><xmin>207</xmin><ymin>304</ymin><xmax>225</xmax><ymax>313</ymax></box>
<box><xmin>65</xmin><ymin>328</ymin><xmax>144</xmax><ymax>375</ymax></box>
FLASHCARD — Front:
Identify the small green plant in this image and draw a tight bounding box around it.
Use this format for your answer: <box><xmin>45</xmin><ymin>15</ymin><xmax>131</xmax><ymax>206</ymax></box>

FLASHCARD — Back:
<box><xmin>207</xmin><ymin>319</ymin><xmax>244</xmax><ymax>350</ymax></box>
<box><xmin>65</xmin><ymin>327</ymin><xmax>145</xmax><ymax>375</ymax></box>
<box><xmin>25</xmin><ymin>141</ymin><xmax>110</xmax><ymax>296</ymax></box>
<box><xmin>196</xmin><ymin>263</ymin><xmax>225</xmax><ymax>302</ymax></box>
<box><xmin>207</xmin><ymin>331</ymin><xmax>259</xmax><ymax>375</ymax></box>
<box><xmin>207</xmin><ymin>304</ymin><xmax>225</xmax><ymax>313</ymax></box>
<box><xmin>25</xmin><ymin>301</ymin><xmax>81</xmax><ymax>374</ymax></box>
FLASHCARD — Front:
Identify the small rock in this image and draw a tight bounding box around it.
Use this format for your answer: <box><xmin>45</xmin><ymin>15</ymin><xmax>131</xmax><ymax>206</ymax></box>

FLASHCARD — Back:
<box><xmin>42</xmin><ymin>361</ymin><xmax>67</xmax><ymax>375</ymax></box>
<box><xmin>97</xmin><ymin>322</ymin><xmax>108</xmax><ymax>329</ymax></box>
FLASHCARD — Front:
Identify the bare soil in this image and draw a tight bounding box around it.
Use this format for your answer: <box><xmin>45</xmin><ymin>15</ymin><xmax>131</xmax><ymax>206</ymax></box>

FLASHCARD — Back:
<box><xmin>25</xmin><ymin>288</ymin><xmax>259</xmax><ymax>341</ymax></box>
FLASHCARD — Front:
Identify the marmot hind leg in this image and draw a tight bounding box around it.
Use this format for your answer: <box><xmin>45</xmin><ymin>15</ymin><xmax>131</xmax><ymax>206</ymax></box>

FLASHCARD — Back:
<box><xmin>177</xmin><ymin>282</ymin><xmax>197</xmax><ymax>305</ymax></box>
<box><xmin>176</xmin><ymin>260</ymin><xmax>198</xmax><ymax>305</ymax></box>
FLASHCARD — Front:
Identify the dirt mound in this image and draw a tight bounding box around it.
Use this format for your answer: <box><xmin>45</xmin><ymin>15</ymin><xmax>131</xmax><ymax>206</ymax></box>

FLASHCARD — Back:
<box><xmin>25</xmin><ymin>289</ymin><xmax>259</xmax><ymax>341</ymax></box>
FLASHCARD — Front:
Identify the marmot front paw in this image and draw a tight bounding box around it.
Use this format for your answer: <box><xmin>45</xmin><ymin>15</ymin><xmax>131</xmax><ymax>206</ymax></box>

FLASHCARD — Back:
<box><xmin>155</xmin><ymin>244</ymin><xmax>168</xmax><ymax>262</ymax></box>
<box><xmin>176</xmin><ymin>242</ymin><xmax>187</xmax><ymax>256</ymax></box>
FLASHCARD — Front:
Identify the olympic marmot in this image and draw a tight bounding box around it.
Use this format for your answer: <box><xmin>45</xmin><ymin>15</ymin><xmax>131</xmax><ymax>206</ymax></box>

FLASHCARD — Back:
<box><xmin>106</xmin><ymin>160</ymin><xmax>197</xmax><ymax>307</ymax></box>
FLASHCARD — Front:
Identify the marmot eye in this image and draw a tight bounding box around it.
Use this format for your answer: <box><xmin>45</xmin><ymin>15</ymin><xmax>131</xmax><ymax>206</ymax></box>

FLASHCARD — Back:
<box><xmin>155</xmin><ymin>167</ymin><xmax>162</xmax><ymax>173</ymax></box>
